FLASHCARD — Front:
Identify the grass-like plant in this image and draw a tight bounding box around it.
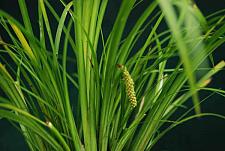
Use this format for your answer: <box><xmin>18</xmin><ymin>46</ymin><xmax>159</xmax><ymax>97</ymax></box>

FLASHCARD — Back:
<box><xmin>0</xmin><ymin>0</ymin><xmax>225</xmax><ymax>150</ymax></box>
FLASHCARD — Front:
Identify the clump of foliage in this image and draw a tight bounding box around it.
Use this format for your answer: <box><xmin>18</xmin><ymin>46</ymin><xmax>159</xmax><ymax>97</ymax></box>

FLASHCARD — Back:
<box><xmin>0</xmin><ymin>0</ymin><xmax>225</xmax><ymax>150</ymax></box>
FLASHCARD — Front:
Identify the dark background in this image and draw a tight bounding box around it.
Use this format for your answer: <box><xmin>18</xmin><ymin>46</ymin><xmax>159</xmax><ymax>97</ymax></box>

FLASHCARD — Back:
<box><xmin>0</xmin><ymin>0</ymin><xmax>225</xmax><ymax>151</ymax></box>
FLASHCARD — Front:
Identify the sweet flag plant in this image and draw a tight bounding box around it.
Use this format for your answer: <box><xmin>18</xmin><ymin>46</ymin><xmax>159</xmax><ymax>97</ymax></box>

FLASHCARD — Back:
<box><xmin>0</xmin><ymin>0</ymin><xmax>225</xmax><ymax>150</ymax></box>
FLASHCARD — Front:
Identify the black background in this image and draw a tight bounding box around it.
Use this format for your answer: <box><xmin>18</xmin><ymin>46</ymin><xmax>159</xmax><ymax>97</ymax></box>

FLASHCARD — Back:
<box><xmin>0</xmin><ymin>0</ymin><xmax>225</xmax><ymax>151</ymax></box>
